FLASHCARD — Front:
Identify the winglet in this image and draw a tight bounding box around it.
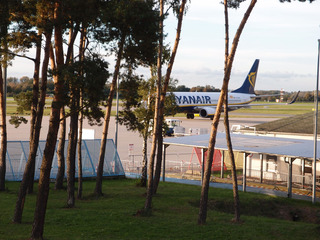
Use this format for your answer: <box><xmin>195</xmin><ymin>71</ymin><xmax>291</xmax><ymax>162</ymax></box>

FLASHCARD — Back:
<box><xmin>287</xmin><ymin>91</ymin><xmax>300</xmax><ymax>105</ymax></box>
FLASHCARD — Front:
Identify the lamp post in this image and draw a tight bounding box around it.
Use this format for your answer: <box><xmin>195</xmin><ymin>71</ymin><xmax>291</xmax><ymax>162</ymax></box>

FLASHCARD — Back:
<box><xmin>313</xmin><ymin>39</ymin><xmax>320</xmax><ymax>204</ymax></box>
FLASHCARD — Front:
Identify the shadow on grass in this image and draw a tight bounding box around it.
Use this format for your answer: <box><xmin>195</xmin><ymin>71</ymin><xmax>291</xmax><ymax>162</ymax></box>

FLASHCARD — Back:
<box><xmin>134</xmin><ymin>208</ymin><xmax>153</xmax><ymax>217</ymax></box>
<box><xmin>189</xmin><ymin>197</ymin><xmax>320</xmax><ymax>224</ymax></box>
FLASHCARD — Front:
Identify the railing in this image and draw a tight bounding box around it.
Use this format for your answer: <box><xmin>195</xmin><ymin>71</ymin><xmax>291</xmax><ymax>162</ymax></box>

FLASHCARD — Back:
<box><xmin>123</xmin><ymin>152</ymin><xmax>318</xmax><ymax>191</ymax></box>
<box><xmin>6</xmin><ymin>139</ymin><xmax>124</xmax><ymax>181</ymax></box>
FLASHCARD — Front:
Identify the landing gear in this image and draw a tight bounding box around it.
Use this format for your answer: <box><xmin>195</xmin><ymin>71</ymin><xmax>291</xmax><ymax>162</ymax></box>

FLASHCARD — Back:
<box><xmin>186</xmin><ymin>113</ymin><xmax>194</xmax><ymax>119</ymax></box>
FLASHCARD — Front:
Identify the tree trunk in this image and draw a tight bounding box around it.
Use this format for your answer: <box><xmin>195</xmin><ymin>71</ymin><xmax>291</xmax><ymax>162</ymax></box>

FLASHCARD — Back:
<box><xmin>0</xmin><ymin>65</ymin><xmax>6</xmax><ymax>191</ymax></box>
<box><xmin>224</xmin><ymin>94</ymin><xmax>240</xmax><ymax>222</ymax></box>
<box><xmin>26</xmin><ymin>31</ymin><xmax>42</xmax><ymax>194</ymax></box>
<box><xmin>140</xmin><ymin>128</ymin><xmax>148</xmax><ymax>187</ymax></box>
<box><xmin>77</xmin><ymin>93</ymin><xmax>83</xmax><ymax>199</ymax></box>
<box><xmin>153</xmin><ymin>127</ymin><xmax>163</xmax><ymax>194</ymax></box>
<box><xmin>0</xmin><ymin>8</ymin><xmax>7</xmax><ymax>191</ymax></box>
<box><xmin>55</xmin><ymin>107</ymin><xmax>66</xmax><ymax>190</ymax></box>
<box><xmin>66</xmin><ymin>61</ymin><xmax>79</xmax><ymax>207</ymax></box>
<box><xmin>153</xmin><ymin>0</ymin><xmax>186</xmax><ymax>194</ymax></box>
<box><xmin>31</xmin><ymin>1</ymin><xmax>64</xmax><ymax>238</ymax></box>
<box><xmin>223</xmin><ymin>0</ymin><xmax>240</xmax><ymax>223</ymax></box>
<box><xmin>66</xmin><ymin>100</ymin><xmax>78</xmax><ymax>207</ymax></box>
<box><xmin>54</xmin><ymin>25</ymin><xmax>78</xmax><ymax>191</ymax></box>
<box><xmin>198</xmin><ymin>90</ymin><xmax>225</xmax><ymax>225</ymax></box>
<box><xmin>140</xmin><ymin>96</ymin><xmax>152</xmax><ymax>188</ymax></box>
<box><xmin>197</xmin><ymin>0</ymin><xmax>257</xmax><ymax>225</ymax></box>
<box><xmin>77</xmin><ymin>25</ymin><xmax>86</xmax><ymax>199</ymax></box>
<box><xmin>94</xmin><ymin>35</ymin><xmax>125</xmax><ymax>196</ymax></box>
<box><xmin>144</xmin><ymin>0</ymin><xmax>164</xmax><ymax>211</ymax></box>
<box><xmin>13</xmin><ymin>30</ymin><xmax>52</xmax><ymax>224</ymax></box>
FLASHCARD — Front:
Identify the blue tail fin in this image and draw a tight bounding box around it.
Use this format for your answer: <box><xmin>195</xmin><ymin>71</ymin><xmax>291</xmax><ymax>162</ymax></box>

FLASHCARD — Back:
<box><xmin>231</xmin><ymin>59</ymin><xmax>259</xmax><ymax>94</ymax></box>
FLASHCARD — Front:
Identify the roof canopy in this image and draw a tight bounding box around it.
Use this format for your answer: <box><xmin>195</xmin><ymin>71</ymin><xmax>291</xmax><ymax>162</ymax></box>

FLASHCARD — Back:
<box><xmin>163</xmin><ymin>133</ymin><xmax>320</xmax><ymax>160</ymax></box>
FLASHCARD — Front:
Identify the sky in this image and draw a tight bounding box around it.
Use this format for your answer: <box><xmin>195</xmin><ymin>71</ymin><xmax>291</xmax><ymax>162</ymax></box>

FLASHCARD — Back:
<box><xmin>7</xmin><ymin>0</ymin><xmax>320</xmax><ymax>92</ymax></box>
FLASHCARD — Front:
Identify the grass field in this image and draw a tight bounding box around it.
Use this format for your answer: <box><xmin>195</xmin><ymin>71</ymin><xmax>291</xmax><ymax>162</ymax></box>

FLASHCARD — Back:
<box><xmin>1</xmin><ymin>179</ymin><xmax>320</xmax><ymax>240</ymax></box>
<box><xmin>233</xmin><ymin>102</ymin><xmax>314</xmax><ymax>116</ymax></box>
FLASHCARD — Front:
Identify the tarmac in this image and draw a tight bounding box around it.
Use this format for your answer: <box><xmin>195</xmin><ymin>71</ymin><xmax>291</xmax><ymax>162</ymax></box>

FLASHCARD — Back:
<box><xmin>7</xmin><ymin>115</ymin><xmax>277</xmax><ymax>163</ymax></box>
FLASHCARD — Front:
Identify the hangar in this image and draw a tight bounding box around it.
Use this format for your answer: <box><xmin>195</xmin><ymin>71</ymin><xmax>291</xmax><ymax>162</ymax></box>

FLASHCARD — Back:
<box><xmin>163</xmin><ymin>132</ymin><xmax>320</xmax><ymax>202</ymax></box>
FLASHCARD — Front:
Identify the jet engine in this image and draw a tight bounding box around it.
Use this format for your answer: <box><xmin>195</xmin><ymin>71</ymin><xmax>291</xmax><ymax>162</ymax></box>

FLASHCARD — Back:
<box><xmin>199</xmin><ymin>107</ymin><xmax>216</xmax><ymax>118</ymax></box>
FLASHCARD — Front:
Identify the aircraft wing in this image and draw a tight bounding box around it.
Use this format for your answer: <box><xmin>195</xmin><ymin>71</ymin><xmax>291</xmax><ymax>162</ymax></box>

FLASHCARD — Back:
<box><xmin>250</xmin><ymin>91</ymin><xmax>300</xmax><ymax>102</ymax></box>
<box><xmin>250</xmin><ymin>94</ymin><xmax>280</xmax><ymax>99</ymax></box>
<box><xmin>230</xmin><ymin>91</ymin><xmax>300</xmax><ymax>110</ymax></box>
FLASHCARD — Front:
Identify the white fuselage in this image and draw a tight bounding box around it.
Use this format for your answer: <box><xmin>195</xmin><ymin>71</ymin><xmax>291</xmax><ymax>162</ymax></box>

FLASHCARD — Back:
<box><xmin>173</xmin><ymin>92</ymin><xmax>255</xmax><ymax>118</ymax></box>
<box><xmin>174</xmin><ymin>92</ymin><xmax>254</xmax><ymax>107</ymax></box>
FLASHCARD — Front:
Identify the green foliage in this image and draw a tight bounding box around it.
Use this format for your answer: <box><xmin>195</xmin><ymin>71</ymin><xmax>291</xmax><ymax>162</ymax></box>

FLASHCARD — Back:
<box><xmin>190</xmin><ymin>85</ymin><xmax>221</xmax><ymax>92</ymax></box>
<box><xmin>13</xmin><ymin>90</ymin><xmax>33</xmax><ymax>113</ymax></box>
<box><xmin>0</xmin><ymin>0</ymin><xmax>9</xmax><ymax>41</ymax></box>
<box><xmin>9</xmin><ymin>90</ymin><xmax>32</xmax><ymax>128</ymax></box>
<box><xmin>7</xmin><ymin>0</ymin><xmax>54</xmax><ymax>58</ymax></box>
<box><xmin>173</xmin><ymin>84</ymin><xmax>190</xmax><ymax>92</ymax></box>
<box><xmin>164</xmin><ymin>92</ymin><xmax>179</xmax><ymax>116</ymax></box>
<box><xmin>118</xmin><ymin>65</ymin><xmax>179</xmax><ymax>137</ymax></box>
<box><xmin>7</xmin><ymin>77</ymin><xmax>54</xmax><ymax>96</ymax></box>
<box><xmin>62</xmin><ymin>55</ymin><xmax>110</xmax><ymax>125</ymax></box>
<box><xmin>95</xmin><ymin>0</ymin><xmax>159</xmax><ymax>67</ymax></box>
<box><xmin>9</xmin><ymin>115</ymin><xmax>28</xmax><ymax>128</ymax></box>
<box><xmin>225</xmin><ymin>0</ymin><xmax>247</xmax><ymax>9</ymax></box>
<box><xmin>117</xmin><ymin>68</ymin><xmax>152</xmax><ymax>134</ymax></box>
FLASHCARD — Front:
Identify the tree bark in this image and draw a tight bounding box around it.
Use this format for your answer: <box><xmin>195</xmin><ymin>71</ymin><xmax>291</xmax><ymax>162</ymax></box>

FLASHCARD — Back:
<box><xmin>95</xmin><ymin>35</ymin><xmax>125</xmax><ymax>196</ymax></box>
<box><xmin>77</xmin><ymin>95</ymin><xmax>83</xmax><ymax>199</ymax></box>
<box><xmin>197</xmin><ymin>0</ymin><xmax>257</xmax><ymax>225</ymax></box>
<box><xmin>0</xmin><ymin>65</ymin><xmax>6</xmax><ymax>191</ymax></box>
<box><xmin>31</xmin><ymin>1</ymin><xmax>64</xmax><ymax>238</ymax></box>
<box><xmin>144</xmin><ymin>0</ymin><xmax>164</xmax><ymax>211</ymax></box>
<box><xmin>140</xmin><ymin>127</ymin><xmax>148</xmax><ymax>187</ymax></box>
<box><xmin>55</xmin><ymin>107</ymin><xmax>66</xmax><ymax>190</ymax></box>
<box><xmin>54</xmin><ymin>25</ymin><xmax>78</xmax><ymax>191</ymax></box>
<box><xmin>77</xmin><ymin>26</ymin><xmax>86</xmax><ymax>199</ymax></box>
<box><xmin>66</xmin><ymin>99</ymin><xmax>78</xmax><ymax>207</ymax></box>
<box><xmin>0</xmin><ymin>6</ymin><xmax>8</xmax><ymax>191</ymax></box>
<box><xmin>153</xmin><ymin>0</ymin><xmax>186</xmax><ymax>195</ymax></box>
<box><xmin>26</xmin><ymin>31</ymin><xmax>42</xmax><ymax>194</ymax></box>
<box><xmin>224</xmin><ymin>94</ymin><xmax>240</xmax><ymax>222</ymax></box>
<box><xmin>65</xmin><ymin>23</ymin><xmax>79</xmax><ymax>207</ymax></box>
<box><xmin>13</xmin><ymin>30</ymin><xmax>52</xmax><ymax>224</ymax></box>
<box><xmin>223</xmin><ymin>0</ymin><xmax>240</xmax><ymax>223</ymax></box>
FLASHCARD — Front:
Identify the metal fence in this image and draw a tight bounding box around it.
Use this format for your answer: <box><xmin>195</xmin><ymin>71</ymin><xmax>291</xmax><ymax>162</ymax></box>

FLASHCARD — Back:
<box><xmin>6</xmin><ymin>139</ymin><xmax>124</xmax><ymax>181</ymax></box>
<box><xmin>122</xmin><ymin>150</ymin><xmax>318</xmax><ymax>191</ymax></box>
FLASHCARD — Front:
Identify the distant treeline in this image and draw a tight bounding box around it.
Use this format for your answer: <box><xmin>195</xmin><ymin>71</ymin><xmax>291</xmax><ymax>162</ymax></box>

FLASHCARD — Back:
<box><xmin>173</xmin><ymin>85</ymin><xmax>220</xmax><ymax>92</ymax></box>
<box><xmin>7</xmin><ymin>77</ymin><xmax>54</xmax><ymax>96</ymax></box>
<box><xmin>6</xmin><ymin>76</ymin><xmax>110</xmax><ymax>97</ymax></box>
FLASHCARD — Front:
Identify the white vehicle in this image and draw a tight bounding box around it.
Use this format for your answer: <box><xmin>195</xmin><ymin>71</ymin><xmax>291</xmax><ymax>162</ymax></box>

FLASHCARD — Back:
<box><xmin>165</xmin><ymin>119</ymin><xmax>184</xmax><ymax>136</ymax></box>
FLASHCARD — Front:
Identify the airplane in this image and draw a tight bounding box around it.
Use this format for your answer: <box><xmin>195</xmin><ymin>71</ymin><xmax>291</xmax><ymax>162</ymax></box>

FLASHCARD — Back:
<box><xmin>172</xmin><ymin>59</ymin><xmax>299</xmax><ymax>119</ymax></box>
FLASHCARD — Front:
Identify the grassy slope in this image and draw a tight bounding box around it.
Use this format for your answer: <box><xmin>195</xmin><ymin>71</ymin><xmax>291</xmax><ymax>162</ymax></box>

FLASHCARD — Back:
<box><xmin>254</xmin><ymin>111</ymin><xmax>320</xmax><ymax>134</ymax></box>
<box><xmin>1</xmin><ymin>179</ymin><xmax>319</xmax><ymax>240</ymax></box>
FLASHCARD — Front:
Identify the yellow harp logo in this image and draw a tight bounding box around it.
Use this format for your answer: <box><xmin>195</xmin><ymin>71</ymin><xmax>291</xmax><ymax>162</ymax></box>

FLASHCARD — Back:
<box><xmin>248</xmin><ymin>72</ymin><xmax>256</xmax><ymax>87</ymax></box>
